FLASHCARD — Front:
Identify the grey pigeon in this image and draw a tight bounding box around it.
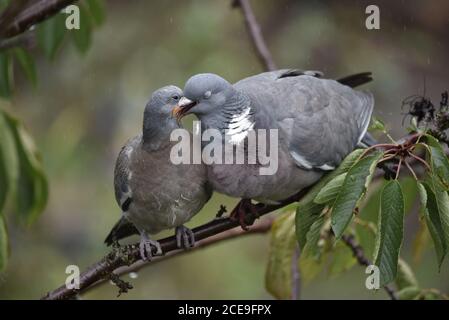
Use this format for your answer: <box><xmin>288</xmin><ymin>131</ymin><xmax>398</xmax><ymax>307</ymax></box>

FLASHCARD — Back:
<box><xmin>173</xmin><ymin>70</ymin><xmax>374</xmax><ymax>225</ymax></box>
<box><xmin>105</xmin><ymin>85</ymin><xmax>212</xmax><ymax>260</ymax></box>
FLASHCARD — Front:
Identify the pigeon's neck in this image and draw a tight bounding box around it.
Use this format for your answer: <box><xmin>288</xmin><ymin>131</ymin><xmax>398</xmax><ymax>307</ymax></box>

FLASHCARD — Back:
<box><xmin>142</xmin><ymin>115</ymin><xmax>178</xmax><ymax>151</ymax></box>
<box><xmin>200</xmin><ymin>90</ymin><xmax>255</xmax><ymax>145</ymax></box>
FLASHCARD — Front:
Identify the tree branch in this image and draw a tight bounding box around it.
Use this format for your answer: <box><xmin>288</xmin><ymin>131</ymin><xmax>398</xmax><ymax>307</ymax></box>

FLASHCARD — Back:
<box><xmin>0</xmin><ymin>0</ymin><xmax>77</xmax><ymax>39</ymax></box>
<box><xmin>41</xmin><ymin>190</ymin><xmax>309</xmax><ymax>300</ymax></box>
<box><xmin>342</xmin><ymin>235</ymin><xmax>398</xmax><ymax>300</ymax></box>
<box><xmin>233</xmin><ymin>0</ymin><xmax>277</xmax><ymax>71</ymax></box>
<box><xmin>0</xmin><ymin>31</ymin><xmax>35</xmax><ymax>51</ymax></box>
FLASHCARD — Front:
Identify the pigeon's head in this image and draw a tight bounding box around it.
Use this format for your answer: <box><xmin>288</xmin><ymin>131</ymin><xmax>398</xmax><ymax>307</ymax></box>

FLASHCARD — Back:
<box><xmin>173</xmin><ymin>73</ymin><xmax>234</xmax><ymax>119</ymax></box>
<box><xmin>143</xmin><ymin>85</ymin><xmax>182</xmax><ymax>136</ymax></box>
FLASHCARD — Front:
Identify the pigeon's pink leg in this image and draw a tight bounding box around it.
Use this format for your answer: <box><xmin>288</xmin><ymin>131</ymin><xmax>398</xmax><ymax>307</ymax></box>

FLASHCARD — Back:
<box><xmin>229</xmin><ymin>199</ymin><xmax>258</xmax><ymax>230</ymax></box>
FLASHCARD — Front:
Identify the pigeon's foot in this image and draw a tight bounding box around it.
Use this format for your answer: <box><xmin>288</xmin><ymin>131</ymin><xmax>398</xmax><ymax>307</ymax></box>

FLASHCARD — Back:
<box><xmin>139</xmin><ymin>233</ymin><xmax>162</xmax><ymax>261</ymax></box>
<box><xmin>175</xmin><ymin>225</ymin><xmax>195</xmax><ymax>249</ymax></box>
<box><xmin>230</xmin><ymin>199</ymin><xmax>258</xmax><ymax>231</ymax></box>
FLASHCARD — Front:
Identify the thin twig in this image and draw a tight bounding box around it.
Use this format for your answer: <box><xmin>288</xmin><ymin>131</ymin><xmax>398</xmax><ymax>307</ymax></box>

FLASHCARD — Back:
<box><xmin>0</xmin><ymin>0</ymin><xmax>77</xmax><ymax>39</ymax></box>
<box><xmin>0</xmin><ymin>30</ymin><xmax>35</xmax><ymax>51</ymax></box>
<box><xmin>395</xmin><ymin>157</ymin><xmax>403</xmax><ymax>180</ymax></box>
<box><xmin>408</xmin><ymin>151</ymin><xmax>431</xmax><ymax>170</ymax></box>
<box><xmin>405</xmin><ymin>161</ymin><xmax>418</xmax><ymax>180</ymax></box>
<box><xmin>233</xmin><ymin>0</ymin><xmax>276</xmax><ymax>71</ymax></box>
<box><xmin>341</xmin><ymin>235</ymin><xmax>398</xmax><ymax>300</ymax></box>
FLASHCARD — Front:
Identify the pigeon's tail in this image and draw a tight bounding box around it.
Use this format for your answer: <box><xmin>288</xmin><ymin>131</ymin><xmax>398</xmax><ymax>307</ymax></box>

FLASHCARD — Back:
<box><xmin>337</xmin><ymin>72</ymin><xmax>373</xmax><ymax>88</ymax></box>
<box><xmin>104</xmin><ymin>216</ymin><xmax>139</xmax><ymax>246</ymax></box>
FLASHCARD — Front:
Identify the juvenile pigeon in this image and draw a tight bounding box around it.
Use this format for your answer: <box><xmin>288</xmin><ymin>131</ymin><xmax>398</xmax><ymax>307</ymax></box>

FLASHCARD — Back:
<box><xmin>173</xmin><ymin>70</ymin><xmax>374</xmax><ymax>224</ymax></box>
<box><xmin>105</xmin><ymin>86</ymin><xmax>212</xmax><ymax>260</ymax></box>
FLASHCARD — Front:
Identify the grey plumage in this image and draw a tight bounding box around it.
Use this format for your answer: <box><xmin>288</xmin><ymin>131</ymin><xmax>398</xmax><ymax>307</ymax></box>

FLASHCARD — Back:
<box><xmin>105</xmin><ymin>85</ymin><xmax>212</xmax><ymax>259</ymax></box>
<box><xmin>177</xmin><ymin>70</ymin><xmax>374</xmax><ymax>203</ymax></box>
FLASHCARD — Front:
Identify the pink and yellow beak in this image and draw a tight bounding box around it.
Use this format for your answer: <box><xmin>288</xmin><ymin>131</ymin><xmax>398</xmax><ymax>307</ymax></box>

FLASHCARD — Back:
<box><xmin>172</xmin><ymin>97</ymin><xmax>197</xmax><ymax>120</ymax></box>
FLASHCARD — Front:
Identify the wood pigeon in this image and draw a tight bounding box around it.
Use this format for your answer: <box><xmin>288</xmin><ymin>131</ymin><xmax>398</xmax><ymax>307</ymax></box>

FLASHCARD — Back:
<box><xmin>173</xmin><ymin>70</ymin><xmax>374</xmax><ymax>226</ymax></box>
<box><xmin>105</xmin><ymin>85</ymin><xmax>212</xmax><ymax>260</ymax></box>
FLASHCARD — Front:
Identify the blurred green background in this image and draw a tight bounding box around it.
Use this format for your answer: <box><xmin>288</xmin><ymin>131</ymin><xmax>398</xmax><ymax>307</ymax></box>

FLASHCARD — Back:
<box><xmin>0</xmin><ymin>0</ymin><xmax>449</xmax><ymax>299</ymax></box>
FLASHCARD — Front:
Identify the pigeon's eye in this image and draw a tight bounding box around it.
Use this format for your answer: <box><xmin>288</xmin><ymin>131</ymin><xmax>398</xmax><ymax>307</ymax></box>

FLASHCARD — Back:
<box><xmin>172</xmin><ymin>95</ymin><xmax>180</xmax><ymax>101</ymax></box>
<box><xmin>204</xmin><ymin>91</ymin><xmax>212</xmax><ymax>99</ymax></box>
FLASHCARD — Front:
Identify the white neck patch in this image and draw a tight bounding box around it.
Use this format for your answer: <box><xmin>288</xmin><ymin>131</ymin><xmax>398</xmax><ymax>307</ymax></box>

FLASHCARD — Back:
<box><xmin>225</xmin><ymin>107</ymin><xmax>255</xmax><ymax>145</ymax></box>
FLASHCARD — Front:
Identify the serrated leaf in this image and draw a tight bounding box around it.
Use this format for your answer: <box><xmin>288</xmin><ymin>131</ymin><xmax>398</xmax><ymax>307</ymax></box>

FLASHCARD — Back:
<box><xmin>71</xmin><ymin>4</ymin><xmax>92</xmax><ymax>54</ymax></box>
<box><xmin>265</xmin><ymin>212</ymin><xmax>296</xmax><ymax>300</ymax></box>
<box><xmin>295</xmin><ymin>202</ymin><xmax>324</xmax><ymax>251</ymax></box>
<box><xmin>0</xmin><ymin>52</ymin><xmax>12</xmax><ymax>98</ymax></box>
<box><xmin>395</xmin><ymin>258</ymin><xmax>419</xmax><ymax>290</ymax></box>
<box><xmin>37</xmin><ymin>13</ymin><xmax>66</xmax><ymax>59</ymax></box>
<box><xmin>0</xmin><ymin>215</ymin><xmax>7</xmax><ymax>271</ymax></box>
<box><xmin>331</xmin><ymin>151</ymin><xmax>383</xmax><ymax>239</ymax></box>
<box><xmin>421</xmin><ymin>182</ymin><xmax>447</xmax><ymax>269</ymax></box>
<box><xmin>86</xmin><ymin>0</ymin><xmax>105</xmax><ymax>25</ymax></box>
<box><xmin>429</xmin><ymin>173</ymin><xmax>449</xmax><ymax>249</ymax></box>
<box><xmin>314</xmin><ymin>173</ymin><xmax>347</xmax><ymax>205</ymax></box>
<box><xmin>298</xmin><ymin>215</ymin><xmax>327</xmax><ymax>283</ymax></box>
<box><xmin>425</xmin><ymin>135</ymin><xmax>449</xmax><ymax>190</ymax></box>
<box><xmin>295</xmin><ymin>149</ymin><xmax>364</xmax><ymax>249</ymax></box>
<box><xmin>373</xmin><ymin>180</ymin><xmax>405</xmax><ymax>286</ymax></box>
<box><xmin>13</xmin><ymin>48</ymin><xmax>36</xmax><ymax>86</ymax></box>
<box><xmin>302</xmin><ymin>214</ymin><xmax>325</xmax><ymax>258</ymax></box>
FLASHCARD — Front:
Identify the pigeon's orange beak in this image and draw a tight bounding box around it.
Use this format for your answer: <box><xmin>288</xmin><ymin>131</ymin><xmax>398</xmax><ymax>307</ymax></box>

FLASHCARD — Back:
<box><xmin>172</xmin><ymin>97</ymin><xmax>197</xmax><ymax>120</ymax></box>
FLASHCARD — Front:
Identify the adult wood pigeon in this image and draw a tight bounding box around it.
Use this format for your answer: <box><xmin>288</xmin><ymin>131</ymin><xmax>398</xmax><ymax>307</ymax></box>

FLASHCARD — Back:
<box><xmin>173</xmin><ymin>70</ymin><xmax>374</xmax><ymax>226</ymax></box>
<box><xmin>105</xmin><ymin>86</ymin><xmax>212</xmax><ymax>260</ymax></box>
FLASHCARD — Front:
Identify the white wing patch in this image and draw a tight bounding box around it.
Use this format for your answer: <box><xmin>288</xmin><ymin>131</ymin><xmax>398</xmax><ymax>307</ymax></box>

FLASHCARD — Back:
<box><xmin>226</xmin><ymin>107</ymin><xmax>255</xmax><ymax>145</ymax></box>
<box><xmin>291</xmin><ymin>151</ymin><xmax>334</xmax><ymax>171</ymax></box>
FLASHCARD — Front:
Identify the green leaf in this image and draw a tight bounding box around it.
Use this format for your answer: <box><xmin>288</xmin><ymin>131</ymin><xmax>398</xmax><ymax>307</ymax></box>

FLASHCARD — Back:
<box><xmin>13</xmin><ymin>48</ymin><xmax>37</xmax><ymax>86</ymax></box>
<box><xmin>331</xmin><ymin>151</ymin><xmax>383</xmax><ymax>239</ymax></box>
<box><xmin>425</xmin><ymin>135</ymin><xmax>449</xmax><ymax>189</ymax></box>
<box><xmin>298</xmin><ymin>215</ymin><xmax>327</xmax><ymax>283</ymax></box>
<box><xmin>397</xmin><ymin>287</ymin><xmax>421</xmax><ymax>300</ymax></box>
<box><xmin>2</xmin><ymin>114</ymin><xmax>48</xmax><ymax>225</ymax></box>
<box><xmin>299</xmin><ymin>250</ymin><xmax>328</xmax><ymax>283</ymax></box>
<box><xmin>0</xmin><ymin>215</ymin><xmax>7</xmax><ymax>272</ymax></box>
<box><xmin>395</xmin><ymin>258</ymin><xmax>419</xmax><ymax>290</ymax></box>
<box><xmin>422</xmin><ymin>178</ymin><xmax>449</xmax><ymax>269</ymax></box>
<box><xmin>402</xmin><ymin>177</ymin><xmax>418</xmax><ymax>215</ymax></box>
<box><xmin>37</xmin><ymin>13</ymin><xmax>66</xmax><ymax>59</ymax></box>
<box><xmin>71</xmin><ymin>4</ymin><xmax>92</xmax><ymax>54</ymax></box>
<box><xmin>0</xmin><ymin>52</ymin><xmax>12</xmax><ymax>98</ymax></box>
<box><xmin>295</xmin><ymin>202</ymin><xmax>324</xmax><ymax>251</ymax></box>
<box><xmin>314</xmin><ymin>173</ymin><xmax>347</xmax><ymax>205</ymax></box>
<box><xmin>265</xmin><ymin>212</ymin><xmax>296</xmax><ymax>300</ymax></box>
<box><xmin>302</xmin><ymin>214</ymin><xmax>325</xmax><ymax>258</ymax></box>
<box><xmin>373</xmin><ymin>180</ymin><xmax>405</xmax><ymax>286</ymax></box>
<box><xmin>369</xmin><ymin>116</ymin><xmax>386</xmax><ymax>132</ymax></box>
<box><xmin>85</xmin><ymin>0</ymin><xmax>105</xmax><ymax>25</ymax></box>
<box><xmin>0</xmin><ymin>110</ymin><xmax>19</xmax><ymax>211</ymax></box>
<box><xmin>420</xmin><ymin>182</ymin><xmax>446</xmax><ymax>268</ymax></box>
<box><xmin>295</xmin><ymin>149</ymin><xmax>364</xmax><ymax>249</ymax></box>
